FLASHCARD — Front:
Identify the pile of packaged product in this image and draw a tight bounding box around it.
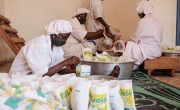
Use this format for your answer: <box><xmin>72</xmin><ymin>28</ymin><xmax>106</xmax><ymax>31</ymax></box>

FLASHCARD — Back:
<box><xmin>0</xmin><ymin>73</ymin><xmax>136</xmax><ymax>110</ymax></box>
<box><xmin>82</xmin><ymin>48</ymin><xmax>134</xmax><ymax>62</ymax></box>
<box><xmin>162</xmin><ymin>44</ymin><xmax>180</xmax><ymax>53</ymax></box>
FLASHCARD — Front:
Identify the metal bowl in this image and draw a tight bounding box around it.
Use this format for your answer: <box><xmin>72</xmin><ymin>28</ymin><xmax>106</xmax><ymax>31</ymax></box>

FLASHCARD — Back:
<box><xmin>80</xmin><ymin>58</ymin><xmax>135</xmax><ymax>79</ymax></box>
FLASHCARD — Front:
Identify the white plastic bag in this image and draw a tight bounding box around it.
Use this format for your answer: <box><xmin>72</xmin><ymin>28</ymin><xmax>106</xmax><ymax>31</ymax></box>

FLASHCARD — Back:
<box><xmin>51</xmin><ymin>73</ymin><xmax>62</xmax><ymax>80</ymax></box>
<box><xmin>53</xmin><ymin>76</ymin><xmax>64</xmax><ymax>82</ymax></box>
<box><xmin>108</xmin><ymin>80</ymin><xmax>124</xmax><ymax>110</ymax></box>
<box><xmin>41</xmin><ymin>82</ymin><xmax>60</xmax><ymax>93</ymax></box>
<box><xmin>1</xmin><ymin>78</ymin><xmax>11</xmax><ymax>85</ymax></box>
<box><xmin>0</xmin><ymin>73</ymin><xmax>10</xmax><ymax>78</ymax></box>
<box><xmin>54</xmin><ymin>82</ymin><xmax>72</xmax><ymax>109</ymax></box>
<box><xmin>38</xmin><ymin>76</ymin><xmax>54</xmax><ymax>86</ymax></box>
<box><xmin>23</xmin><ymin>90</ymin><xmax>47</xmax><ymax>103</ymax></box>
<box><xmin>11</xmin><ymin>78</ymin><xmax>25</xmax><ymax>85</ymax></box>
<box><xmin>71</xmin><ymin>78</ymin><xmax>91</xmax><ymax>110</ymax></box>
<box><xmin>29</xmin><ymin>80</ymin><xmax>40</xmax><ymax>90</ymax></box>
<box><xmin>89</xmin><ymin>84</ymin><xmax>111</xmax><ymax>110</ymax></box>
<box><xmin>11</xmin><ymin>74</ymin><xmax>37</xmax><ymax>86</ymax></box>
<box><xmin>11</xmin><ymin>73</ymin><xmax>37</xmax><ymax>79</ymax></box>
<box><xmin>119</xmin><ymin>80</ymin><xmax>136</xmax><ymax>110</ymax></box>
<box><xmin>62</xmin><ymin>73</ymin><xmax>77</xmax><ymax>88</ymax></box>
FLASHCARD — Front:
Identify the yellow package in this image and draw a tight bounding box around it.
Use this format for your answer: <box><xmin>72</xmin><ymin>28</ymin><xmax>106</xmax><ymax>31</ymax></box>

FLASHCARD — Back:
<box><xmin>89</xmin><ymin>85</ymin><xmax>110</xmax><ymax>110</ymax></box>
<box><xmin>89</xmin><ymin>93</ymin><xmax>108</xmax><ymax>110</ymax></box>
<box><xmin>119</xmin><ymin>80</ymin><xmax>136</xmax><ymax>110</ymax></box>
<box><xmin>82</xmin><ymin>48</ymin><xmax>93</xmax><ymax>61</ymax></box>
<box><xmin>54</xmin><ymin>84</ymin><xmax>72</xmax><ymax>109</ymax></box>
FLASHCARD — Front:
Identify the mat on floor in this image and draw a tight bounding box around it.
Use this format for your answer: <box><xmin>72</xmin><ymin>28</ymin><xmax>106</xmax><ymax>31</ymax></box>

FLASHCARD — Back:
<box><xmin>131</xmin><ymin>71</ymin><xmax>180</xmax><ymax>110</ymax></box>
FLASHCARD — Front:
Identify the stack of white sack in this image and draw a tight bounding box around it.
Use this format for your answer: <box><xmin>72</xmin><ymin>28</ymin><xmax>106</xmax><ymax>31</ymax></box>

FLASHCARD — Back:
<box><xmin>0</xmin><ymin>73</ymin><xmax>78</xmax><ymax>110</ymax></box>
<box><xmin>0</xmin><ymin>72</ymin><xmax>136</xmax><ymax>110</ymax></box>
<box><xmin>70</xmin><ymin>77</ymin><xmax>136</xmax><ymax>110</ymax></box>
<box><xmin>39</xmin><ymin>73</ymin><xmax>76</xmax><ymax>109</ymax></box>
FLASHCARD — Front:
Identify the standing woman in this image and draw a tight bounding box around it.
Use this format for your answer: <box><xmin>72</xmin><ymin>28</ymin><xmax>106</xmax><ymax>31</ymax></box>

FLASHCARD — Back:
<box><xmin>87</xmin><ymin>0</ymin><xmax>114</xmax><ymax>53</ymax></box>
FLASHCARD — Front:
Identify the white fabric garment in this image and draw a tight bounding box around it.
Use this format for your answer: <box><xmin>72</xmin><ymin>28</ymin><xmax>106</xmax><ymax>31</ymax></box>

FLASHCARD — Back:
<box><xmin>62</xmin><ymin>17</ymin><xmax>96</xmax><ymax>59</ymax></box>
<box><xmin>136</xmin><ymin>0</ymin><xmax>153</xmax><ymax>14</ymax></box>
<box><xmin>87</xmin><ymin>0</ymin><xmax>109</xmax><ymax>51</ymax></box>
<box><xmin>72</xmin><ymin>8</ymin><xmax>90</xmax><ymax>17</ymax></box>
<box><xmin>9</xmin><ymin>35</ymin><xmax>64</xmax><ymax>76</ymax></box>
<box><xmin>123</xmin><ymin>14</ymin><xmax>163</xmax><ymax>69</ymax></box>
<box><xmin>45</xmin><ymin>20</ymin><xmax>72</xmax><ymax>34</ymax></box>
<box><xmin>87</xmin><ymin>0</ymin><xmax>104</xmax><ymax>32</ymax></box>
<box><xmin>10</xmin><ymin>20</ymin><xmax>72</xmax><ymax>76</ymax></box>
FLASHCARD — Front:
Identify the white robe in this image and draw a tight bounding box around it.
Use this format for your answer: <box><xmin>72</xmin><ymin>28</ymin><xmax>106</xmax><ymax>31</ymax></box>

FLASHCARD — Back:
<box><xmin>87</xmin><ymin>0</ymin><xmax>104</xmax><ymax>32</ymax></box>
<box><xmin>87</xmin><ymin>0</ymin><xmax>108</xmax><ymax>51</ymax></box>
<box><xmin>62</xmin><ymin>18</ymin><xmax>96</xmax><ymax>59</ymax></box>
<box><xmin>9</xmin><ymin>35</ymin><xmax>64</xmax><ymax>76</ymax></box>
<box><xmin>123</xmin><ymin>14</ymin><xmax>163</xmax><ymax>69</ymax></box>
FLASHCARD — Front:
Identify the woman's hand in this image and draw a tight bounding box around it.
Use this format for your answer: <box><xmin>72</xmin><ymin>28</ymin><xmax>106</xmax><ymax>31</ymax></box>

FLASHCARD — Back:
<box><xmin>105</xmin><ymin>25</ymin><xmax>110</xmax><ymax>33</ymax></box>
<box><xmin>63</xmin><ymin>56</ymin><xmax>80</xmax><ymax>66</ymax></box>
<box><xmin>97</xmin><ymin>29</ymin><xmax>104</xmax><ymax>37</ymax></box>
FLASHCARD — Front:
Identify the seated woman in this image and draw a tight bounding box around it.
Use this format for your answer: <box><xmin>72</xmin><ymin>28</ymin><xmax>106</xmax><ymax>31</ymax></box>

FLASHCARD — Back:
<box><xmin>9</xmin><ymin>20</ymin><xmax>80</xmax><ymax>77</ymax></box>
<box><xmin>113</xmin><ymin>0</ymin><xmax>163</xmax><ymax>70</ymax></box>
<box><xmin>62</xmin><ymin>8</ymin><xmax>105</xmax><ymax>59</ymax></box>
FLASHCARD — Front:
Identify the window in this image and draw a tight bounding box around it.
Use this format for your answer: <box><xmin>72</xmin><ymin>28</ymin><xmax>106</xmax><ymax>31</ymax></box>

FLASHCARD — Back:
<box><xmin>176</xmin><ymin>0</ymin><xmax>180</xmax><ymax>45</ymax></box>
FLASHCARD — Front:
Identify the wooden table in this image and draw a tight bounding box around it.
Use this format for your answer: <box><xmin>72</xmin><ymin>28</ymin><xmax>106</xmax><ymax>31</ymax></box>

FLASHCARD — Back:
<box><xmin>144</xmin><ymin>57</ymin><xmax>179</xmax><ymax>76</ymax></box>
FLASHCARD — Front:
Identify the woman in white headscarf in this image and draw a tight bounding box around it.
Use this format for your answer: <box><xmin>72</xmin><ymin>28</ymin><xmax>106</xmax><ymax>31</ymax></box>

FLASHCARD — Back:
<box><xmin>114</xmin><ymin>0</ymin><xmax>163</xmax><ymax>69</ymax></box>
<box><xmin>62</xmin><ymin>8</ymin><xmax>104</xmax><ymax>59</ymax></box>
<box><xmin>9</xmin><ymin>20</ymin><xmax>80</xmax><ymax>77</ymax></box>
<box><xmin>125</xmin><ymin>0</ymin><xmax>163</xmax><ymax>69</ymax></box>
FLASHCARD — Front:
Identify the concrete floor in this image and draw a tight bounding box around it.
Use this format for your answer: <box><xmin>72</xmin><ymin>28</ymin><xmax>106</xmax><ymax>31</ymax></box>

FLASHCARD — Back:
<box><xmin>151</xmin><ymin>71</ymin><xmax>180</xmax><ymax>88</ymax></box>
<box><xmin>0</xmin><ymin>62</ymin><xmax>180</xmax><ymax>88</ymax></box>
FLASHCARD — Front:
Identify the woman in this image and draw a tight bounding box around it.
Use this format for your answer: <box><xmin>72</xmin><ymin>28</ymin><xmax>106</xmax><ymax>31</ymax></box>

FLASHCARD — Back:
<box><xmin>9</xmin><ymin>20</ymin><xmax>80</xmax><ymax>77</ymax></box>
